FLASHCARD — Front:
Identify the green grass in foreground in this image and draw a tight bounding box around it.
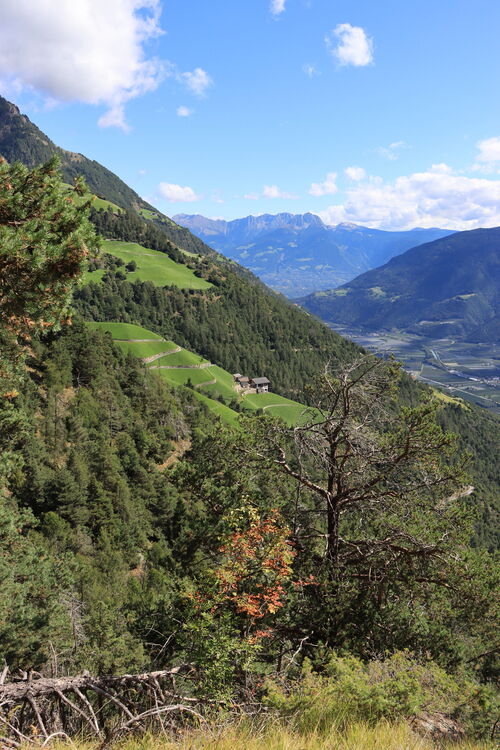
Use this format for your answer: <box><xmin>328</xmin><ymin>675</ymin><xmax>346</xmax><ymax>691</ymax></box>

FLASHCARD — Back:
<box><xmin>86</xmin><ymin>322</ymin><xmax>164</xmax><ymax>340</ymax></box>
<box><xmin>27</xmin><ymin>721</ymin><xmax>494</xmax><ymax>750</ymax></box>
<box><xmin>101</xmin><ymin>240</ymin><xmax>212</xmax><ymax>290</ymax></box>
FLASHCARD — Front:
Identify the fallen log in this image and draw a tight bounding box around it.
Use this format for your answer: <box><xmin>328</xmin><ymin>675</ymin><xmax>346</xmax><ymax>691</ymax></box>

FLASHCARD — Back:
<box><xmin>0</xmin><ymin>666</ymin><xmax>199</xmax><ymax>745</ymax></box>
<box><xmin>0</xmin><ymin>667</ymin><xmax>193</xmax><ymax>702</ymax></box>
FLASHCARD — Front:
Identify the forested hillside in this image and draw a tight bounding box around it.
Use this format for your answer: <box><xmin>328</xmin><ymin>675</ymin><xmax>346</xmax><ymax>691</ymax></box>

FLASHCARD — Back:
<box><xmin>1</xmin><ymin>136</ymin><xmax>499</xmax><ymax>747</ymax></box>
<box><xmin>300</xmin><ymin>227</ymin><xmax>500</xmax><ymax>343</ymax></box>
<box><xmin>71</xmin><ymin>223</ymin><xmax>500</xmax><ymax>550</ymax></box>
<box><xmin>0</xmin><ymin>96</ymin><xmax>215</xmax><ymax>257</ymax></box>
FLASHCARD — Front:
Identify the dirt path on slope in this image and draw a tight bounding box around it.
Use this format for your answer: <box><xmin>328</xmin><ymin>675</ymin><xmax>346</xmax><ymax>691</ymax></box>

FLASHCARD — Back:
<box><xmin>149</xmin><ymin>362</ymin><xmax>213</xmax><ymax>370</ymax></box>
<box><xmin>157</xmin><ymin>439</ymin><xmax>192</xmax><ymax>470</ymax></box>
<box><xmin>142</xmin><ymin>346</ymin><xmax>182</xmax><ymax>364</ymax></box>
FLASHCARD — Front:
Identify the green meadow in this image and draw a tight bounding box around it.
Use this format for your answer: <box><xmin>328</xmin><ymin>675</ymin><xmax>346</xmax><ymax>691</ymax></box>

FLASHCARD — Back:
<box><xmin>241</xmin><ymin>391</ymin><xmax>310</xmax><ymax>425</ymax></box>
<box><xmin>197</xmin><ymin>365</ymin><xmax>239</xmax><ymax>401</ymax></box>
<box><xmin>116</xmin><ymin>340</ymin><xmax>178</xmax><ymax>358</ymax></box>
<box><xmin>149</xmin><ymin>348</ymin><xmax>209</xmax><ymax>367</ymax></box>
<box><xmin>63</xmin><ymin>183</ymin><xmax>123</xmax><ymax>213</ymax></box>
<box><xmin>155</xmin><ymin>367</ymin><xmax>217</xmax><ymax>388</ymax></box>
<box><xmin>85</xmin><ymin>321</ymin><xmax>311</xmax><ymax>427</ymax></box>
<box><xmin>192</xmin><ymin>390</ymin><xmax>240</xmax><ymax>427</ymax></box>
<box><xmin>86</xmin><ymin>321</ymin><xmax>163</xmax><ymax>340</ymax></box>
<box><xmin>101</xmin><ymin>240</ymin><xmax>212</xmax><ymax>289</ymax></box>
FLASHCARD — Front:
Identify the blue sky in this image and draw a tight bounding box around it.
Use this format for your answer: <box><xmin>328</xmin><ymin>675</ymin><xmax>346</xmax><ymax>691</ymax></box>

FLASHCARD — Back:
<box><xmin>3</xmin><ymin>0</ymin><xmax>500</xmax><ymax>229</ymax></box>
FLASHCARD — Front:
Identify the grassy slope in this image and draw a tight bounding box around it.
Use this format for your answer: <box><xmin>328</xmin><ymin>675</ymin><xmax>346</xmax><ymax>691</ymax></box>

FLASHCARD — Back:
<box><xmin>101</xmin><ymin>240</ymin><xmax>212</xmax><ymax>289</ymax></box>
<box><xmin>156</xmin><ymin>366</ymin><xmax>223</xmax><ymax>389</ymax></box>
<box><xmin>84</xmin><ymin>322</ymin><xmax>239</xmax><ymax>426</ymax></box>
<box><xmin>63</xmin><ymin>183</ymin><xmax>124</xmax><ymax>213</ymax></box>
<box><xmin>150</xmin><ymin>349</ymin><xmax>209</xmax><ymax>367</ymax></box>
<box><xmin>86</xmin><ymin>321</ymin><xmax>164</xmax><ymax>340</ymax></box>
<box><xmin>116</xmin><ymin>340</ymin><xmax>178</xmax><ymax>357</ymax></box>
<box><xmin>192</xmin><ymin>390</ymin><xmax>240</xmax><ymax>428</ymax></box>
<box><xmin>30</xmin><ymin>723</ymin><xmax>493</xmax><ymax>750</ymax></box>
<box><xmin>84</xmin><ymin>321</ymin><xmax>309</xmax><ymax>426</ymax></box>
<box><xmin>241</xmin><ymin>391</ymin><xmax>316</xmax><ymax>425</ymax></box>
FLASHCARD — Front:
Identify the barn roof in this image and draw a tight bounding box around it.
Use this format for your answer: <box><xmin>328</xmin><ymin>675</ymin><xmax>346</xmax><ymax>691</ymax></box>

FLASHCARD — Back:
<box><xmin>251</xmin><ymin>377</ymin><xmax>270</xmax><ymax>385</ymax></box>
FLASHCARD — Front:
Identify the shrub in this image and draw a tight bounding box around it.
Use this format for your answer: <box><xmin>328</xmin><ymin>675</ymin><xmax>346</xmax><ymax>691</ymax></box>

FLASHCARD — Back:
<box><xmin>264</xmin><ymin>651</ymin><xmax>498</xmax><ymax>738</ymax></box>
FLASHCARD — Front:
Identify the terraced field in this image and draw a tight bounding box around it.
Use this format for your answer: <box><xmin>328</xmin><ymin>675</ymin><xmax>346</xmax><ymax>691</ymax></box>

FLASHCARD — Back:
<box><xmin>149</xmin><ymin>349</ymin><xmax>209</xmax><ymax>368</ymax></box>
<box><xmin>85</xmin><ymin>321</ymin><xmax>311</xmax><ymax>426</ymax></box>
<box><xmin>86</xmin><ymin>321</ymin><xmax>163</xmax><ymax>340</ymax></box>
<box><xmin>98</xmin><ymin>240</ymin><xmax>212</xmax><ymax>289</ymax></box>
<box><xmin>116</xmin><ymin>340</ymin><xmax>178</xmax><ymax>358</ymax></box>
<box><xmin>241</xmin><ymin>391</ymin><xmax>310</xmax><ymax>426</ymax></box>
<box><xmin>155</xmin><ymin>365</ymin><xmax>228</xmax><ymax>392</ymax></box>
<box><xmin>192</xmin><ymin>391</ymin><xmax>240</xmax><ymax>427</ymax></box>
<box><xmin>197</xmin><ymin>366</ymin><xmax>239</xmax><ymax>401</ymax></box>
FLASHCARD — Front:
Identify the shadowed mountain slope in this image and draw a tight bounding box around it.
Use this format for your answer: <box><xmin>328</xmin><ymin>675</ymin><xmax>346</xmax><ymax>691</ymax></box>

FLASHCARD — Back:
<box><xmin>299</xmin><ymin>227</ymin><xmax>500</xmax><ymax>343</ymax></box>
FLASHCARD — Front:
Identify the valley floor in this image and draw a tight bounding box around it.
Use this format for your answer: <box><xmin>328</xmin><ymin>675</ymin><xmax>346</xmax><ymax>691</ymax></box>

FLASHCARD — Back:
<box><xmin>329</xmin><ymin>324</ymin><xmax>500</xmax><ymax>414</ymax></box>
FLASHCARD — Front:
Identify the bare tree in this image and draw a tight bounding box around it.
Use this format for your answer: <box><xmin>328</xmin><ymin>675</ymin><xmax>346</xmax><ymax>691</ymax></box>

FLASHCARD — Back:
<box><xmin>248</xmin><ymin>355</ymin><xmax>469</xmax><ymax>590</ymax></box>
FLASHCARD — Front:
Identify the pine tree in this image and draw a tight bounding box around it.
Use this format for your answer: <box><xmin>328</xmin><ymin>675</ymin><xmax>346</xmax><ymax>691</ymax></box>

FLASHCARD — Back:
<box><xmin>0</xmin><ymin>157</ymin><xmax>98</xmax><ymax>491</ymax></box>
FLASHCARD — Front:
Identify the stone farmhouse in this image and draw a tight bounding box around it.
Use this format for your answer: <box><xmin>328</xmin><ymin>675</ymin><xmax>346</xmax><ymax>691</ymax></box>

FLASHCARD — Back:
<box><xmin>233</xmin><ymin>373</ymin><xmax>270</xmax><ymax>394</ymax></box>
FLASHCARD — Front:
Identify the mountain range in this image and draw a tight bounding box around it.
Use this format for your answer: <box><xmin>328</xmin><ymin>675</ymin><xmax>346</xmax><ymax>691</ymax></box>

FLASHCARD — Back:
<box><xmin>174</xmin><ymin>212</ymin><xmax>453</xmax><ymax>297</ymax></box>
<box><xmin>299</xmin><ymin>227</ymin><xmax>500</xmax><ymax>344</ymax></box>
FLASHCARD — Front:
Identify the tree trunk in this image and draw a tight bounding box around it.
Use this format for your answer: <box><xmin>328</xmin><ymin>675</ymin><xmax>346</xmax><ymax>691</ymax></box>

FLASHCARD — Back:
<box><xmin>326</xmin><ymin>494</ymin><xmax>340</xmax><ymax>574</ymax></box>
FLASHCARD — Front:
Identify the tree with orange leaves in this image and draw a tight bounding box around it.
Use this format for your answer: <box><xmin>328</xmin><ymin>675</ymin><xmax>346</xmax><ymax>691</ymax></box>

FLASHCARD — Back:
<box><xmin>185</xmin><ymin>507</ymin><xmax>296</xmax><ymax>696</ymax></box>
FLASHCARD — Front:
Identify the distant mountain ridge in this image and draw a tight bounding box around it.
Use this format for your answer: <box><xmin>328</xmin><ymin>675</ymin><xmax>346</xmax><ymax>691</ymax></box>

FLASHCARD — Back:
<box><xmin>174</xmin><ymin>212</ymin><xmax>453</xmax><ymax>296</ymax></box>
<box><xmin>299</xmin><ymin>227</ymin><xmax>500</xmax><ymax>344</ymax></box>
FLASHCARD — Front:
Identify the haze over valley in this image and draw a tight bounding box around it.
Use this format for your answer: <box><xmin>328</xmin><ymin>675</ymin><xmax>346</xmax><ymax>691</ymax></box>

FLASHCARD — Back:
<box><xmin>174</xmin><ymin>212</ymin><xmax>452</xmax><ymax>297</ymax></box>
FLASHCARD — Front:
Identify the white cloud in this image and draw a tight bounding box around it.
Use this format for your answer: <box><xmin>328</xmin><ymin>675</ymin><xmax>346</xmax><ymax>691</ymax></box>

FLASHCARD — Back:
<box><xmin>472</xmin><ymin>136</ymin><xmax>500</xmax><ymax>173</ymax></box>
<box><xmin>0</xmin><ymin>0</ymin><xmax>164</xmax><ymax>130</ymax></box>
<box><xmin>309</xmin><ymin>172</ymin><xmax>338</xmax><ymax>197</ymax></box>
<box><xmin>318</xmin><ymin>164</ymin><xmax>500</xmax><ymax>231</ymax></box>
<box><xmin>243</xmin><ymin>193</ymin><xmax>260</xmax><ymax>201</ymax></box>
<box><xmin>326</xmin><ymin>23</ymin><xmax>373</xmax><ymax>67</ymax></box>
<box><xmin>159</xmin><ymin>182</ymin><xmax>202</xmax><ymax>202</ymax></box>
<box><xmin>475</xmin><ymin>136</ymin><xmax>500</xmax><ymax>163</ymax></box>
<box><xmin>181</xmin><ymin>67</ymin><xmax>212</xmax><ymax>97</ymax></box>
<box><xmin>376</xmin><ymin>140</ymin><xmax>408</xmax><ymax>160</ymax></box>
<box><xmin>303</xmin><ymin>63</ymin><xmax>320</xmax><ymax>77</ymax></box>
<box><xmin>270</xmin><ymin>0</ymin><xmax>286</xmax><ymax>16</ymax></box>
<box><xmin>345</xmin><ymin>166</ymin><xmax>366</xmax><ymax>181</ymax></box>
<box><xmin>263</xmin><ymin>184</ymin><xmax>298</xmax><ymax>199</ymax></box>
<box><xmin>177</xmin><ymin>105</ymin><xmax>193</xmax><ymax>117</ymax></box>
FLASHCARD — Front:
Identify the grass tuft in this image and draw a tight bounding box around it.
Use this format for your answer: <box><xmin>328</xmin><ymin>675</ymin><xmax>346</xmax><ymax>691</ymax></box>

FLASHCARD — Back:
<box><xmin>23</xmin><ymin>720</ymin><xmax>495</xmax><ymax>750</ymax></box>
